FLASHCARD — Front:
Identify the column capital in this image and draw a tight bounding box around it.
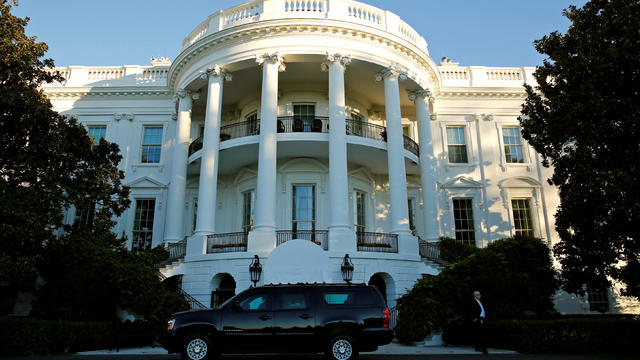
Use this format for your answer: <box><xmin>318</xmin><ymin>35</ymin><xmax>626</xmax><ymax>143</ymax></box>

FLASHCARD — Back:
<box><xmin>256</xmin><ymin>53</ymin><xmax>286</xmax><ymax>72</ymax></box>
<box><xmin>200</xmin><ymin>64</ymin><xmax>232</xmax><ymax>81</ymax></box>
<box><xmin>375</xmin><ymin>65</ymin><xmax>408</xmax><ymax>82</ymax></box>
<box><xmin>321</xmin><ymin>53</ymin><xmax>351</xmax><ymax>72</ymax></box>
<box><xmin>407</xmin><ymin>89</ymin><xmax>431</xmax><ymax>101</ymax></box>
<box><xmin>176</xmin><ymin>89</ymin><xmax>192</xmax><ymax>99</ymax></box>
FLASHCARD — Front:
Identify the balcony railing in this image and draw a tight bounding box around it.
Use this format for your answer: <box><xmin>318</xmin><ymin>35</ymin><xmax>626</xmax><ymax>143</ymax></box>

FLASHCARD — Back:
<box><xmin>276</xmin><ymin>230</ymin><xmax>328</xmax><ymax>250</ymax></box>
<box><xmin>207</xmin><ymin>232</ymin><xmax>248</xmax><ymax>253</ymax></box>
<box><xmin>188</xmin><ymin>117</ymin><xmax>419</xmax><ymax>157</ymax></box>
<box><xmin>357</xmin><ymin>232</ymin><xmax>398</xmax><ymax>253</ymax></box>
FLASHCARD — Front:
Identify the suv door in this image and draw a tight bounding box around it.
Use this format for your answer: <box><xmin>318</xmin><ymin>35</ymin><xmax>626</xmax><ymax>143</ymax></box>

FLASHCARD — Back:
<box><xmin>221</xmin><ymin>289</ymin><xmax>274</xmax><ymax>352</ymax></box>
<box><xmin>272</xmin><ymin>289</ymin><xmax>316</xmax><ymax>351</ymax></box>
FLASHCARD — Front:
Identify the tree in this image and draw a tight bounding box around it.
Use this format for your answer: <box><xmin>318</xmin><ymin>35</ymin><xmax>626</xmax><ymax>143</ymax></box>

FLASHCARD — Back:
<box><xmin>519</xmin><ymin>0</ymin><xmax>640</xmax><ymax>301</ymax></box>
<box><xmin>395</xmin><ymin>236</ymin><xmax>557</xmax><ymax>343</ymax></box>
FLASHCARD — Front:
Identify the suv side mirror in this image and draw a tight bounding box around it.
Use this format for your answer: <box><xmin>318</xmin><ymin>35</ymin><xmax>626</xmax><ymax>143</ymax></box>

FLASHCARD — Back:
<box><xmin>230</xmin><ymin>300</ymin><xmax>243</xmax><ymax>313</ymax></box>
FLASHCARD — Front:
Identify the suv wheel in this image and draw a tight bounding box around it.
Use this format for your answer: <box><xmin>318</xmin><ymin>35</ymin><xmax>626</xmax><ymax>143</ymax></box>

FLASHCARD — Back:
<box><xmin>182</xmin><ymin>333</ymin><xmax>213</xmax><ymax>360</ymax></box>
<box><xmin>327</xmin><ymin>335</ymin><xmax>358</xmax><ymax>360</ymax></box>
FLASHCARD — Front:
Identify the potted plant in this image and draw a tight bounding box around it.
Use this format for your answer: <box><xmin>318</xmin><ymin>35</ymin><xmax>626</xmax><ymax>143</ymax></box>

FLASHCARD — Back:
<box><xmin>220</xmin><ymin>131</ymin><xmax>231</xmax><ymax>140</ymax></box>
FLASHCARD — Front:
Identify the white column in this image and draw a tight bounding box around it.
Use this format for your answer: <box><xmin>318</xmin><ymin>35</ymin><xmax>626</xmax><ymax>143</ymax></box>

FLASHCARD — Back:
<box><xmin>322</xmin><ymin>54</ymin><xmax>356</xmax><ymax>253</ymax></box>
<box><xmin>165</xmin><ymin>90</ymin><xmax>195</xmax><ymax>243</ymax></box>
<box><xmin>248</xmin><ymin>54</ymin><xmax>285</xmax><ymax>253</ymax></box>
<box><xmin>188</xmin><ymin>66</ymin><xmax>231</xmax><ymax>256</ymax></box>
<box><xmin>410</xmin><ymin>90</ymin><xmax>440</xmax><ymax>242</ymax></box>
<box><xmin>376</xmin><ymin>66</ymin><xmax>416</xmax><ymax>255</ymax></box>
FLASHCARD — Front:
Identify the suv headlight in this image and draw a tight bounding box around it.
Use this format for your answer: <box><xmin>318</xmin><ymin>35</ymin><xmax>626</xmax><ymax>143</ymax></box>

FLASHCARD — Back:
<box><xmin>167</xmin><ymin>318</ymin><xmax>176</xmax><ymax>331</ymax></box>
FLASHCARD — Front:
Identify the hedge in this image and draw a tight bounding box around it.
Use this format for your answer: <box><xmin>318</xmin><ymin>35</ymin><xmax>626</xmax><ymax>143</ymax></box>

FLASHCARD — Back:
<box><xmin>443</xmin><ymin>317</ymin><xmax>640</xmax><ymax>354</ymax></box>
<box><xmin>0</xmin><ymin>317</ymin><xmax>156</xmax><ymax>356</ymax></box>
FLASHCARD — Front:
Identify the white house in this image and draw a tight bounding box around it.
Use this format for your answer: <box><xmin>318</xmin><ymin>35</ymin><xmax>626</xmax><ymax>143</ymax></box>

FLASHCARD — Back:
<box><xmin>41</xmin><ymin>0</ymin><xmax>634</xmax><ymax>314</ymax></box>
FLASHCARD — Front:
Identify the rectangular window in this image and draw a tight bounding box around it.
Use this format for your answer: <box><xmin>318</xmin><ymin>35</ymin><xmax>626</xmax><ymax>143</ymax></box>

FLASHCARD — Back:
<box><xmin>503</xmin><ymin>127</ymin><xmax>524</xmax><ymax>163</ymax></box>
<box><xmin>293</xmin><ymin>104</ymin><xmax>315</xmax><ymax>132</ymax></box>
<box><xmin>293</xmin><ymin>185</ymin><xmax>315</xmax><ymax>235</ymax></box>
<box><xmin>242</xmin><ymin>190</ymin><xmax>255</xmax><ymax>234</ymax></box>
<box><xmin>402</xmin><ymin>125</ymin><xmax>410</xmax><ymax>137</ymax></box>
<box><xmin>279</xmin><ymin>293</ymin><xmax>308</xmax><ymax>310</ymax></box>
<box><xmin>73</xmin><ymin>205</ymin><xmax>94</xmax><ymax>228</ymax></box>
<box><xmin>408</xmin><ymin>198</ymin><xmax>416</xmax><ymax>234</ymax></box>
<box><xmin>87</xmin><ymin>125</ymin><xmax>106</xmax><ymax>146</ymax></box>
<box><xmin>446</xmin><ymin>126</ymin><xmax>468</xmax><ymax>163</ymax></box>
<box><xmin>192</xmin><ymin>199</ymin><xmax>198</xmax><ymax>235</ymax></box>
<box><xmin>141</xmin><ymin>126</ymin><xmax>163</xmax><ymax>163</ymax></box>
<box><xmin>512</xmin><ymin>199</ymin><xmax>533</xmax><ymax>236</ymax></box>
<box><xmin>322</xmin><ymin>290</ymin><xmax>377</xmax><ymax>306</ymax></box>
<box><xmin>350</xmin><ymin>112</ymin><xmax>363</xmax><ymax>136</ymax></box>
<box><xmin>355</xmin><ymin>191</ymin><xmax>366</xmax><ymax>241</ymax></box>
<box><xmin>453</xmin><ymin>198</ymin><xmax>475</xmax><ymax>244</ymax></box>
<box><xmin>132</xmin><ymin>199</ymin><xmax>155</xmax><ymax>251</ymax></box>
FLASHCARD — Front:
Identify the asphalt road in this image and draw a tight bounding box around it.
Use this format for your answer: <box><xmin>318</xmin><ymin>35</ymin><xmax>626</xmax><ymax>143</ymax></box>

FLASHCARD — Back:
<box><xmin>3</xmin><ymin>354</ymin><xmax>637</xmax><ymax>360</ymax></box>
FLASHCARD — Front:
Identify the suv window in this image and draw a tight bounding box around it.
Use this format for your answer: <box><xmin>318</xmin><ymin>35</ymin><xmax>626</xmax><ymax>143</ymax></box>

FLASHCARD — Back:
<box><xmin>238</xmin><ymin>292</ymin><xmax>271</xmax><ymax>311</ymax></box>
<box><xmin>279</xmin><ymin>292</ymin><xmax>308</xmax><ymax>310</ymax></box>
<box><xmin>322</xmin><ymin>289</ymin><xmax>376</xmax><ymax>306</ymax></box>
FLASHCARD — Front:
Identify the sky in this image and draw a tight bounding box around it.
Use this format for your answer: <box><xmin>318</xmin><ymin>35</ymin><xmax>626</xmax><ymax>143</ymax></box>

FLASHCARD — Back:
<box><xmin>13</xmin><ymin>0</ymin><xmax>589</xmax><ymax>68</ymax></box>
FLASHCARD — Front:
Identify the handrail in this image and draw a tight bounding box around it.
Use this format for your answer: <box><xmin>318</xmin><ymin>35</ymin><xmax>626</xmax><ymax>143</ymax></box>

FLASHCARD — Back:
<box><xmin>419</xmin><ymin>238</ymin><xmax>450</xmax><ymax>267</ymax></box>
<box><xmin>276</xmin><ymin>230</ymin><xmax>329</xmax><ymax>250</ymax></box>
<box><xmin>356</xmin><ymin>232</ymin><xmax>398</xmax><ymax>253</ymax></box>
<box><xmin>389</xmin><ymin>305</ymin><xmax>398</xmax><ymax>329</ymax></box>
<box><xmin>157</xmin><ymin>272</ymin><xmax>207</xmax><ymax>310</ymax></box>
<box><xmin>188</xmin><ymin>117</ymin><xmax>419</xmax><ymax>157</ymax></box>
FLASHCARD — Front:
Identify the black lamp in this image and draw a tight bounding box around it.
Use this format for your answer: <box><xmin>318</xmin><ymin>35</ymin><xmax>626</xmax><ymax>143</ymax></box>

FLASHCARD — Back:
<box><xmin>341</xmin><ymin>254</ymin><xmax>354</xmax><ymax>284</ymax></box>
<box><xmin>249</xmin><ymin>255</ymin><xmax>262</xmax><ymax>287</ymax></box>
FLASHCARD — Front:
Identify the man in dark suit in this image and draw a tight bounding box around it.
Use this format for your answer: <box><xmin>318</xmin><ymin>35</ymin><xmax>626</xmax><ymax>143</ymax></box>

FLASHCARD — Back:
<box><xmin>470</xmin><ymin>290</ymin><xmax>488</xmax><ymax>354</ymax></box>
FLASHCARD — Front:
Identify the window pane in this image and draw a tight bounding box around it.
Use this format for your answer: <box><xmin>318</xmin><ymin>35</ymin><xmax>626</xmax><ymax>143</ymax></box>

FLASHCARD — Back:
<box><xmin>452</xmin><ymin>198</ymin><xmax>475</xmax><ymax>244</ymax></box>
<box><xmin>142</xmin><ymin>126</ymin><xmax>163</xmax><ymax>163</ymax></box>
<box><xmin>280</xmin><ymin>293</ymin><xmax>307</xmax><ymax>310</ymax></box>
<box><xmin>293</xmin><ymin>185</ymin><xmax>315</xmax><ymax>231</ymax></box>
<box><xmin>512</xmin><ymin>199</ymin><xmax>533</xmax><ymax>236</ymax></box>
<box><xmin>447</xmin><ymin>127</ymin><xmax>468</xmax><ymax>163</ymax></box>
<box><xmin>88</xmin><ymin>126</ymin><xmax>106</xmax><ymax>146</ymax></box>
<box><xmin>132</xmin><ymin>199</ymin><xmax>155</xmax><ymax>251</ymax></box>
<box><xmin>503</xmin><ymin>127</ymin><xmax>524</xmax><ymax>163</ymax></box>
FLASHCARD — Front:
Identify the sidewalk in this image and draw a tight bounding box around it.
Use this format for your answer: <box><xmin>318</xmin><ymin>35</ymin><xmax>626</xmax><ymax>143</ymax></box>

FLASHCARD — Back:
<box><xmin>76</xmin><ymin>342</ymin><xmax>517</xmax><ymax>356</ymax></box>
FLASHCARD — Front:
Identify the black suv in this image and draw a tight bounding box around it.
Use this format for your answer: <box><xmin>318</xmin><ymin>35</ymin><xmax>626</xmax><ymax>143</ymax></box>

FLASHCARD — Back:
<box><xmin>164</xmin><ymin>283</ymin><xmax>393</xmax><ymax>360</ymax></box>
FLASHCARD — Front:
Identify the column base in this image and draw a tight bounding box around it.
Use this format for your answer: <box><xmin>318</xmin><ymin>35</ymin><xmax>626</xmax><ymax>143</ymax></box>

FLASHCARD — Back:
<box><xmin>329</xmin><ymin>227</ymin><xmax>357</xmax><ymax>253</ymax></box>
<box><xmin>186</xmin><ymin>234</ymin><xmax>208</xmax><ymax>256</ymax></box>
<box><xmin>247</xmin><ymin>228</ymin><xmax>276</xmax><ymax>254</ymax></box>
<box><xmin>396</xmin><ymin>232</ymin><xmax>420</xmax><ymax>257</ymax></box>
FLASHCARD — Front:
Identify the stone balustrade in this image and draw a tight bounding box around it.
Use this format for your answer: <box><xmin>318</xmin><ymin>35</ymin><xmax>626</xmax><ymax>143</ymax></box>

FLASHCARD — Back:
<box><xmin>438</xmin><ymin>63</ymin><xmax>538</xmax><ymax>88</ymax></box>
<box><xmin>41</xmin><ymin>65</ymin><xmax>170</xmax><ymax>87</ymax></box>
<box><xmin>181</xmin><ymin>0</ymin><xmax>429</xmax><ymax>53</ymax></box>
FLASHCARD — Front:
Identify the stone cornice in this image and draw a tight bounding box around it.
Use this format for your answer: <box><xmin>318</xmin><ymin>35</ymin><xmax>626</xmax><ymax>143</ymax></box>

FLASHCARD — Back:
<box><xmin>42</xmin><ymin>87</ymin><xmax>171</xmax><ymax>98</ymax></box>
<box><xmin>435</xmin><ymin>88</ymin><xmax>527</xmax><ymax>99</ymax></box>
<box><xmin>168</xmin><ymin>19</ymin><xmax>440</xmax><ymax>92</ymax></box>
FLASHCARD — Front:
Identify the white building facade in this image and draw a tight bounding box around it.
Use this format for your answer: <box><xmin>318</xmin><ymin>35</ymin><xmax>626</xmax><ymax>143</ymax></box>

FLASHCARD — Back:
<box><xmin>43</xmin><ymin>0</ymin><xmax>616</xmax><ymax>312</ymax></box>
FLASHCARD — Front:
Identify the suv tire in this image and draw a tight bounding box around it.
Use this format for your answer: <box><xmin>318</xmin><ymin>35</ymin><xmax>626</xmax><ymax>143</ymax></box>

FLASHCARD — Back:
<box><xmin>326</xmin><ymin>335</ymin><xmax>359</xmax><ymax>360</ymax></box>
<box><xmin>182</xmin><ymin>332</ymin><xmax>214</xmax><ymax>360</ymax></box>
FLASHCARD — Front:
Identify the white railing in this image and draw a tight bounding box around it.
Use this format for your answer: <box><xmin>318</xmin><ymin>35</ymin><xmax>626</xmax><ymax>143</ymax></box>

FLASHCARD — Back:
<box><xmin>441</xmin><ymin>69</ymin><xmax>469</xmax><ymax>80</ymax></box>
<box><xmin>486</xmin><ymin>69</ymin><xmax>523</xmax><ymax>81</ymax></box>
<box><xmin>180</xmin><ymin>0</ymin><xmax>434</xmax><ymax>51</ymax></box>
<box><xmin>284</xmin><ymin>0</ymin><xmax>326</xmax><ymax>12</ymax></box>
<box><xmin>87</xmin><ymin>68</ymin><xmax>125</xmax><ymax>81</ymax></box>
<box><xmin>137</xmin><ymin>68</ymin><xmax>168</xmax><ymax>84</ymax></box>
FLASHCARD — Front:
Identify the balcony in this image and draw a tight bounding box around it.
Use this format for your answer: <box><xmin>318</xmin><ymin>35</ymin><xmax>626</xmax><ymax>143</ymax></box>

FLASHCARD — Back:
<box><xmin>207</xmin><ymin>232</ymin><xmax>248</xmax><ymax>254</ymax></box>
<box><xmin>276</xmin><ymin>230</ymin><xmax>328</xmax><ymax>250</ymax></box>
<box><xmin>356</xmin><ymin>232</ymin><xmax>398</xmax><ymax>253</ymax></box>
<box><xmin>188</xmin><ymin>117</ymin><xmax>419</xmax><ymax>157</ymax></box>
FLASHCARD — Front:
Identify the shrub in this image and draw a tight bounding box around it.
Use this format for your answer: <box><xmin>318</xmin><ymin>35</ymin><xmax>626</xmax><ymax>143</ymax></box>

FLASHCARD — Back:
<box><xmin>437</xmin><ymin>237</ymin><xmax>479</xmax><ymax>263</ymax></box>
<box><xmin>0</xmin><ymin>317</ymin><xmax>112</xmax><ymax>356</ymax></box>
<box><xmin>443</xmin><ymin>317</ymin><xmax>640</xmax><ymax>354</ymax></box>
<box><xmin>395</xmin><ymin>236</ymin><xmax>558</xmax><ymax>343</ymax></box>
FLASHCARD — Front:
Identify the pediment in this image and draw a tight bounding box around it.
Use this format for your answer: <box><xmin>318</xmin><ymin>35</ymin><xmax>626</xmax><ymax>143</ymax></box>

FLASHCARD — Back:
<box><xmin>499</xmin><ymin>176</ymin><xmax>541</xmax><ymax>188</ymax></box>
<box><xmin>440</xmin><ymin>176</ymin><xmax>483</xmax><ymax>189</ymax></box>
<box><xmin>125</xmin><ymin>176</ymin><xmax>167</xmax><ymax>188</ymax></box>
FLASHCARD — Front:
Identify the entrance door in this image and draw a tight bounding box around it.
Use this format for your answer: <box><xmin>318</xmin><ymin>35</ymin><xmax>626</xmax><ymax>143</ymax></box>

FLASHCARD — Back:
<box><xmin>368</xmin><ymin>274</ymin><xmax>387</xmax><ymax>305</ymax></box>
<box><xmin>292</xmin><ymin>185</ymin><xmax>315</xmax><ymax>240</ymax></box>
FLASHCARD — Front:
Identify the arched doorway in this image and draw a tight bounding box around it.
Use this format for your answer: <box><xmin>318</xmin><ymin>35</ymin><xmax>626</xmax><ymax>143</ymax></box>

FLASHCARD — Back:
<box><xmin>211</xmin><ymin>273</ymin><xmax>236</xmax><ymax>308</ymax></box>
<box><xmin>368</xmin><ymin>273</ymin><xmax>387</xmax><ymax>305</ymax></box>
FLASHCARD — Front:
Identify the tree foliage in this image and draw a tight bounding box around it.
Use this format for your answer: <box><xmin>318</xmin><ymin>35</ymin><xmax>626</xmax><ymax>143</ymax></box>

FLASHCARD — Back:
<box><xmin>0</xmin><ymin>0</ymin><xmax>188</xmax><ymax>324</ymax></box>
<box><xmin>395</xmin><ymin>236</ymin><xmax>558</xmax><ymax>343</ymax></box>
<box><xmin>519</xmin><ymin>0</ymin><xmax>640</xmax><ymax>299</ymax></box>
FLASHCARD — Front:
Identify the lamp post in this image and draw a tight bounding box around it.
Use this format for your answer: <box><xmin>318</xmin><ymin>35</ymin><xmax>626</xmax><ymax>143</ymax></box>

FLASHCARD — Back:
<box><xmin>341</xmin><ymin>254</ymin><xmax>354</xmax><ymax>284</ymax></box>
<box><xmin>249</xmin><ymin>255</ymin><xmax>262</xmax><ymax>287</ymax></box>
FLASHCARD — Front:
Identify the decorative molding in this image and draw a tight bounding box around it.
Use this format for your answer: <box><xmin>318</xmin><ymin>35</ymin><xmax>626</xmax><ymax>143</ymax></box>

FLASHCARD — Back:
<box><xmin>200</xmin><ymin>64</ymin><xmax>232</xmax><ymax>81</ymax></box>
<box><xmin>43</xmin><ymin>88</ymin><xmax>171</xmax><ymax>98</ymax></box>
<box><xmin>375</xmin><ymin>64</ymin><xmax>408</xmax><ymax>82</ymax></box>
<box><xmin>320</xmin><ymin>53</ymin><xmax>351</xmax><ymax>72</ymax></box>
<box><xmin>474</xmin><ymin>113</ymin><xmax>494</xmax><ymax>122</ymax></box>
<box><xmin>255</xmin><ymin>53</ymin><xmax>286</xmax><ymax>72</ymax></box>
<box><xmin>430</xmin><ymin>113</ymin><xmax>438</xmax><ymax>121</ymax></box>
<box><xmin>168</xmin><ymin>23</ymin><xmax>441</xmax><ymax>92</ymax></box>
<box><xmin>176</xmin><ymin>89</ymin><xmax>192</xmax><ymax>99</ymax></box>
<box><xmin>114</xmin><ymin>113</ymin><xmax>135</xmax><ymax>122</ymax></box>
<box><xmin>407</xmin><ymin>89</ymin><xmax>431</xmax><ymax>101</ymax></box>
